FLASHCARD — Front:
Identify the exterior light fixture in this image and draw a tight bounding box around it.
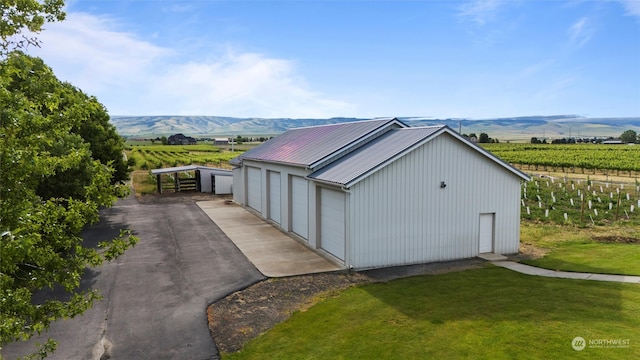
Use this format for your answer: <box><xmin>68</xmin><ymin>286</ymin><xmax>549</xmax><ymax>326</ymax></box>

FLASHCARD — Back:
<box><xmin>440</xmin><ymin>181</ymin><xmax>447</xmax><ymax>189</ymax></box>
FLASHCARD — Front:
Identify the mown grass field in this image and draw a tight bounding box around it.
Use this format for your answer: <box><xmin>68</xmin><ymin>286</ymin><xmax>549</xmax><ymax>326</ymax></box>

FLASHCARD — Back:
<box><xmin>224</xmin><ymin>267</ymin><xmax>640</xmax><ymax>360</ymax></box>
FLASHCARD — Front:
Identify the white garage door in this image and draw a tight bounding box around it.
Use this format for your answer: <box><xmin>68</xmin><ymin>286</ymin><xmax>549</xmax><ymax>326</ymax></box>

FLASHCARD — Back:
<box><xmin>246</xmin><ymin>167</ymin><xmax>262</xmax><ymax>212</ymax></box>
<box><xmin>268</xmin><ymin>171</ymin><xmax>281</xmax><ymax>224</ymax></box>
<box><xmin>212</xmin><ymin>175</ymin><xmax>233</xmax><ymax>194</ymax></box>
<box><xmin>479</xmin><ymin>213</ymin><xmax>495</xmax><ymax>253</ymax></box>
<box><xmin>290</xmin><ymin>176</ymin><xmax>308</xmax><ymax>239</ymax></box>
<box><xmin>320</xmin><ymin>187</ymin><xmax>345</xmax><ymax>260</ymax></box>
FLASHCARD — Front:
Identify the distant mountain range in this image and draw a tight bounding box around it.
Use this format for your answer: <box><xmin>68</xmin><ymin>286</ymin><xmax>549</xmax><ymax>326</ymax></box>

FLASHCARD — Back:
<box><xmin>111</xmin><ymin>115</ymin><xmax>640</xmax><ymax>142</ymax></box>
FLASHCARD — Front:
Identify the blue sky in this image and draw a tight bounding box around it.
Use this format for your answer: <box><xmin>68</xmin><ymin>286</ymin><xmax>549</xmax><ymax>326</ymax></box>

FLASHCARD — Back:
<box><xmin>28</xmin><ymin>0</ymin><xmax>640</xmax><ymax>118</ymax></box>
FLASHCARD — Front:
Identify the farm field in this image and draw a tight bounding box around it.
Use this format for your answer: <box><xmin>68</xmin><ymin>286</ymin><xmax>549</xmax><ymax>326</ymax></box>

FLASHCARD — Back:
<box><xmin>520</xmin><ymin>176</ymin><xmax>639</xmax><ymax>226</ymax></box>
<box><xmin>126</xmin><ymin>144</ymin><xmax>243</xmax><ymax>171</ymax></box>
<box><xmin>125</xmin><ymin>143</ymin><xmax>640</xmax><ymax>173</ymax></box>
<box><xmin>482</xmin><ymin>143</ymin><xmax>640</xmax><ymax>173</ymax></box>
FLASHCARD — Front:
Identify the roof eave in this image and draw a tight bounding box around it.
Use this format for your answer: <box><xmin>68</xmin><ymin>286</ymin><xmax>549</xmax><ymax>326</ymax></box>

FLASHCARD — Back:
<box><xmin>240</xmin><ymin>157</ymin><xmax>310</xmax><ymax>169</ymax></box>
<box><xmin>308</xmin><ymin>176</ymin><xmax>349</xmax><ymax>190</ymax></box>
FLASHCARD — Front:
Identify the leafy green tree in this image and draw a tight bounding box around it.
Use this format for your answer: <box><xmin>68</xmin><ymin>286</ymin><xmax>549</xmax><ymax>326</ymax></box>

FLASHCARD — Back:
<box><xmin>479</xmin><ymin>132</ymin><xmax>490</xmax><ymax>143</ymax></box>
<box><xmin>67</xmin><ymin>83</ymin><xmax>130</xmax><ymax>183</ymax></box>
<box><xmin>0</xmin><ymin>52</ymin><xmax>138</xmax><ymax>358</ymax></box>
<box><xmin>1</xmin><ymin>0</ymin><xmax>65</xmax><ymax>56</ymax></box>
<box><xmin>620</xmin><ymin>129</ymin><xmax>638</xmax><ymax>144</ymax></box>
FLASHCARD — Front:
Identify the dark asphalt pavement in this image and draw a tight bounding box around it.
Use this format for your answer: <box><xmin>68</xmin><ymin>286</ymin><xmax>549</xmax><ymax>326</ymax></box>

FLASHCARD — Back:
<box><xmin>2</xmin><ymin>194</ymin><xmax>265</xmax><ymax>360</ymax></box>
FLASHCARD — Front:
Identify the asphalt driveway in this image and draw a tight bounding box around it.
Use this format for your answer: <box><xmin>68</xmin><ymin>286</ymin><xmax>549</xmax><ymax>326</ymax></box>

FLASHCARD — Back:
<box><xmin>2</xmin><ymin>194</ymin><xmax>264</xmax><ymax>360</ymax></box>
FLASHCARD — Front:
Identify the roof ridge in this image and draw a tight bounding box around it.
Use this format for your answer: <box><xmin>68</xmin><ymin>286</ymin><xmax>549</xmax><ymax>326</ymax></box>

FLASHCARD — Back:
<box><xmin>396</xmin><ymin>125</ymin><xmax>446</xmax><ymax>130</ymax></box>
<box><xmin>292</xmin><ymin>117</ymin><xmax>398</xmax><ymax>130</ymax></box>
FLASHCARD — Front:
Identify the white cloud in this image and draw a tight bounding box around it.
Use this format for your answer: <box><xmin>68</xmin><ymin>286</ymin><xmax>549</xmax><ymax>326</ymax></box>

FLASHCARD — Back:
<box><xmin>458</xmin><ymin>0</ymin><xmax>505</xmax><ymax>25</ymax></box>
<box><xmin>28</xmin><ymin>12</ymin><xmax>354</xmax><ymax>117</ymax></box>
<box><xmin>143</xmin><ymin>52</ymin><xmax>354</xmax><ymax>117</ymax></box>
<box><xmin>568</xmin><ymin>17</ymin><xmax>593</xmax><ymax>49</ymax></box>
<box><xmin>614</xmin><ymin>0</ymin><xmax>640</xmax><ymax>18</ymax></box>
<box><xmin>33</xmin><ymin>13</ymin><xmax>169</xmax><ymax>93</ymax></box>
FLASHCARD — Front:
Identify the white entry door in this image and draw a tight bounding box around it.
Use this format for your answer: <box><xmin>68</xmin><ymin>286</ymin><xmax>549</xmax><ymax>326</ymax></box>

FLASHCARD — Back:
<box><xmin>268</xmin><ymin>171</ymin><xmax>281</xmax><ymax>224</ymax></box>
<box><xmin>479</xmin><ymin>213</ymin><xmax>495</xmax><ymax>253</ymax></box>
<box><xmin>320</xmin><ymin>187</ymin><xmax>345</xmax><ymax>260</ymax></box>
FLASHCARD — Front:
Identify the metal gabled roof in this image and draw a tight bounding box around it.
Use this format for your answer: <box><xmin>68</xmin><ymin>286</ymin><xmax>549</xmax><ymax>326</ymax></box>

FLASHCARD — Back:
<box><xmin>308</xmin><ymin>126</ymin><xmax>444</xmax><ymax>187</ymax></box>
<box><xmin>229</xmin><ymin>118</ymin><xmax>406</xmax><ymax>167</ymax></box>
<box><xmin>308</xmin><ymin>126</ymin><xmax>531</xmax><ymax>188</ymax></box>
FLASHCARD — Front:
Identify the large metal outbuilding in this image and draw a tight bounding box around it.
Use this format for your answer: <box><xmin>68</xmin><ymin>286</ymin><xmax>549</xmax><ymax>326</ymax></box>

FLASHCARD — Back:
<box><xmin>230</xmin><ymin>118</ymin><xmax>530</xmax><ymax>270</ymax></box>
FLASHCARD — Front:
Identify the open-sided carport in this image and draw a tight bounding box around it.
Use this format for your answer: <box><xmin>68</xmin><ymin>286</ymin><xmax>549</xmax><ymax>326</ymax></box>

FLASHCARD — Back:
<box><xmin>151</xmin><ymin>165</ymin><xmax>233</xmax><ymax>194</ymax></box>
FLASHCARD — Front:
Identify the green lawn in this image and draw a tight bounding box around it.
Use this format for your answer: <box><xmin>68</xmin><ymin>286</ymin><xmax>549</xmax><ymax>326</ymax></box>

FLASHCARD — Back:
<box><xmin>520</xmin><ymin>223</ymin><xmax>640</xmax><ymax>275</ymax></box>
<box><xmin>224</xmin><ymin>267</ymin><xmax>639</xmax><ymax>359</ymax></box>
<box><xmin>522</xmin><ymin>241</ymin><xmax>640</xmax><ymax>276</ymax></box>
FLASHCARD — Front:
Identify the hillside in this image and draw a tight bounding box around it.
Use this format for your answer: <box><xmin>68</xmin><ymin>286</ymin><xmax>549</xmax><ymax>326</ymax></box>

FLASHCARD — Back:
<box><xmin>111</xmin><ymin>116</ymin><xmax>361</xmax><ymax>137</ymax></box>
<box><xmin>111</xmin><ymin>115</ymin><xmax>640</xmax><ymax>141</ymax></box>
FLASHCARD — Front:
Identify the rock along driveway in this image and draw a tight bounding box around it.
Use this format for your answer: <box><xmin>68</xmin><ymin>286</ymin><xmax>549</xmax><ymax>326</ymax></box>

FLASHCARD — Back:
<box><xmin>2</xmin><ymin>194</ymin><xmax>264</xmax><ymax>360</ymax></box>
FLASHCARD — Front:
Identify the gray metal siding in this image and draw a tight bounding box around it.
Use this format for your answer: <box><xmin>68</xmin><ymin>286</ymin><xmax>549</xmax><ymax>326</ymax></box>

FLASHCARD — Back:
<box><xmin>348</xmin><ymin>133</ymin><xmax>521</xmax><ymax>269</ymax></box>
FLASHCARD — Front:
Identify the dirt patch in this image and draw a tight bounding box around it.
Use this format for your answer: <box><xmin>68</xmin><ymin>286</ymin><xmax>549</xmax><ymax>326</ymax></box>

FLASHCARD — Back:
<box><xmin>207</xmin><ymin>272</ymin><xmax>369</xmax><ymax>354</ymax></box>
<box><xmin>592</xmin><ymin>236</ymin><xmax>640</xmax><ymax>244</ymax></box>
<box><xmin>507</xmin><ymin>243</ymin><xmax>549</xmax><ymax>261</ymax></box>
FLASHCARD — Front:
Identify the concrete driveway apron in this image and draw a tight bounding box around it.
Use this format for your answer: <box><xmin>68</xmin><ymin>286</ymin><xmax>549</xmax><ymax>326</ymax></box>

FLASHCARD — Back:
<box><xmin>197</xmin><ymin>200</ymin><xmax>343</xmax><ymax>277</ymax></box>
<box><xmin>2</xmin><ymin>194</ymin><xmax>264</xmax><ymax>360</ymax></box>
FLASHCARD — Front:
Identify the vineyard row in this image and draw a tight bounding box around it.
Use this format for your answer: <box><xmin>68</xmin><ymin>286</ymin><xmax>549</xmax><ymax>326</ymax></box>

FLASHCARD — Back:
<box><xmin>482</xmin><ymin>143</ymin><xmax>640</xmax><ymax>172</ymax></box>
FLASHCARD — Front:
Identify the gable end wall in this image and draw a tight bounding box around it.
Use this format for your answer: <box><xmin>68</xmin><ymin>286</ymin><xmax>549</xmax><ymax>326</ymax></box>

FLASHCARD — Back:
<box><xmin>348</xmin><ymin>133</ymin><xmax>521</xmax><ymax>269</ymax></box>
